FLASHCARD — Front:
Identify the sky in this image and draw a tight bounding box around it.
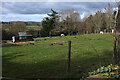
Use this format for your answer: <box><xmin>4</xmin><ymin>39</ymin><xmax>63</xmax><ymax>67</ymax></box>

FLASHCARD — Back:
<box><xmin>1</xmin><ymin>2</ymin><xmax>118</xmax><ymax>22</ymax></box>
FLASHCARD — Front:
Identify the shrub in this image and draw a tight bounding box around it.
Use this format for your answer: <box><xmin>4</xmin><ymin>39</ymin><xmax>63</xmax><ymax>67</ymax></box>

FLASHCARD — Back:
<box><xmin>2</xmin><ymin>40</ymin><xmax>7</xmax><ymax>43</ymax></box>
<box><xmin>2</xmin><ymin>30</ymin><xmax>14</xmax><ymax>40</ymax></box>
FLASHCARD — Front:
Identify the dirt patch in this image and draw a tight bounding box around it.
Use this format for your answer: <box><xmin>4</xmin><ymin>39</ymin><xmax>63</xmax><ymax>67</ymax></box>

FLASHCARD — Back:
<box><xmin>2</xmin><ymin>41</ymin><xmax>35</xmax><ymax>47</ymax></box>
<box><xmin>13</xmin><ymin>41</ymin><xmax>35</xmax><ymax>44</ymax></box>
<box><xmin>26</xmin><ymin>43</ymin><xmax>35</xmax><ymax>46</ymax></box>
<box><xmin>2</xmin><ymin>43</ymin><xmax>13</xmax><ymax>47</ymax></box>
<box><xmin>84</xmin><ymin>38</ymin><xmax>102</xmax><ymax>40</ymax></box>
<box><xmin>50</xmin><ymin>41</ymin><xmax>67</xmax><ymax>46</ymax></box>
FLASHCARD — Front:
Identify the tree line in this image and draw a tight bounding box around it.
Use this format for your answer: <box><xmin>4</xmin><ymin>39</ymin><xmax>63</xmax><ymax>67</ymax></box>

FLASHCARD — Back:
<box><xmin>41</xmin><ymin>5</ymin><xmax>120</xmax><ymax>37</ymax></box>
<box><xmin>2</xmin><ymin>3</ymin><xmax>120</xmax><ymax>40</ymax></box>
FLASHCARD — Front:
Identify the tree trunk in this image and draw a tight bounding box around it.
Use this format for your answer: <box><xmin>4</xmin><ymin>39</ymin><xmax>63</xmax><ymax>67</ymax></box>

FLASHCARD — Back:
<box><xmin>113</xmin><ymin>5</ymin><xmax>119</xmax><ymax>65</ymax></box>
<box><xmin>68</xmin><ymin>31</ymin><xmax>71</xmax><ymax>36</ymax></box>
<box><xmin>49</xmin><ymin>31</ymin><xmax>51</xmax><ymax>38</ymax></box>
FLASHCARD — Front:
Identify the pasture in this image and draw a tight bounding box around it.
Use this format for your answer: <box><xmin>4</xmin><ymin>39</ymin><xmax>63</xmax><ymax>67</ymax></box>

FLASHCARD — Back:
<box><xmin>26</xmin><ymin>26</ymin><xmax>41</xmax><ymax>30</ymax></box>
<box><xmin>2</xmin><ymin>34</ymin><xmax>114</xmax><ymax>78</ymax></box>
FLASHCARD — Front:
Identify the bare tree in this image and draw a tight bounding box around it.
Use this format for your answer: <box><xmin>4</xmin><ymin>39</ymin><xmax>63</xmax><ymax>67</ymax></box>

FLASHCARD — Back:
<box><xmin>59</xmin><ymin>9</ymin><xmax>81</xmax><ymax>35</ymax></box>
<box><xmin>60</xmin><ymin>9</ymin><xmax>74</xmax><ymax>21</ymax></box>
<box><xmin>104</xmin><ymin>3</ymin><xmax>114</xmax><ymax>32</ymax></box>
<box><xmin>10</xmin><ymin>21</ymin><xmax>26</xmax><ymax>36</ymax></box>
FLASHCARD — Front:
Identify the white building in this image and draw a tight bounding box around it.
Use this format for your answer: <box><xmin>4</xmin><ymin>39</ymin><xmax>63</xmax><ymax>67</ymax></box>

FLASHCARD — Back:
<box><xmin>18</xmin><ymin>32</ymin><xmax>33</xmax><ymax>40</ymax></box>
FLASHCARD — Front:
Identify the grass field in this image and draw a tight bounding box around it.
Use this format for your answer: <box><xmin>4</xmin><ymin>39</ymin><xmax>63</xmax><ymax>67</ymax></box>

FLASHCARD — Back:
<box><xmin>26</xmin><ymin>26</ymin><xmax>41</xmax><ymax>30</ymax></box>
<box><xmin>2</xmin><ymin>34</ymin><xmax>114</xmax><ymax>78</ymax></box>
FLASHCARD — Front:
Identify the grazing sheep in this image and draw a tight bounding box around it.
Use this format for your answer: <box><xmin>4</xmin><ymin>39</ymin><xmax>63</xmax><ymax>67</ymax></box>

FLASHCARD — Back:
<box><xmin>29</xmin><ymin>43</ymin><xmax>34</xmax><ymax>45</ymax></box>
<box><xmin>112</xmin><ymin>29</ymin><xmax>114</xmax><ymax>33</ymax></box>
<box><xmin>117</xmin><ymin>33</ymin><xmax>120</xmax><ymax>36</ymax></box>
<box><xmin>61</xmin><ymin>34</ymin><xmax>65</xmax><ymax>36</ymax></box>
<box><xmin>100</xmin><ymin>31</ymin><xmax>103</xmax><ymax>34</ymax></box>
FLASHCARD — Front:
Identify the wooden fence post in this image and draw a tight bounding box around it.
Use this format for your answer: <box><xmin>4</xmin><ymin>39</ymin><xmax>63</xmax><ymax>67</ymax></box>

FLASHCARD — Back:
<box><xmin>113</xmin><ymin>29</ymin><xmax>117</xmax><ymax>65</ymax></box>
<box><xmin>118</xmin><ymin>35</ymin><xmax>120</xmax><ymax>63</ymax></box>
<box><xmin>67</xmin><ymin>41</ymin><xmax>71</xmax><ymax>72</ymax></box>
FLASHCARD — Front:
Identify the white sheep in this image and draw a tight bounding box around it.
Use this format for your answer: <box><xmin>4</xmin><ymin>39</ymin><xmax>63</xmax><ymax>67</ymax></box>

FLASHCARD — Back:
<box><xmin>12</xmin><ymin>36</ymin><xmax>15</xmax><ymax>43</ymax></box>
<box><xmin>60</xmin><ymin>34</ymin><xmax>65</xmax><ymax>36</ymax></box>
<box><xmin>100</xmin><ymin>31</ymin><xmax>103</xmax><ymax>34</ymax></box>
<box><xmin>112</xmin><ymin>29</ymin><xmax>114</xmax><ymax>33</ymax></box>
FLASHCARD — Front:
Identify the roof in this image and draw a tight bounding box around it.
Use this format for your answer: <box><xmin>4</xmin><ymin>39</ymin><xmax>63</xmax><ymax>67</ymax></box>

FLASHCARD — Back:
<box><xmin>19</xmin><ymin>35</ymin><xmax>32</xmax><ymax>37</ymax></box>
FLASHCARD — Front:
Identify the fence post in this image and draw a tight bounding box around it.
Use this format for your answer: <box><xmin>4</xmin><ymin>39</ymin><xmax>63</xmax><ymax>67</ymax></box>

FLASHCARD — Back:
<box><xmin>118</xmin><ymin>35</ymin><xmax>120</xmax><ymax>63</ymax></box>
<box><xmin>67</xmin><ymin>41</ymin><xmax>71</xmax><ymax>72</ymax></box>
<box><xmin>113</xmin><ymin>29</ymin><xmax>117</xmax><ymax>65</ymax></box>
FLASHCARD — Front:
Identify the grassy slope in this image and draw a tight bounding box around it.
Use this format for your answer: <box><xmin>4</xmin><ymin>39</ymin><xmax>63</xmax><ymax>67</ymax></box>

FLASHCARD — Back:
<box><xmin>2</xmin><ymin>34</ymin><xmax>114</xmax><ymax>78</ymax></box>
<box><xmin>26</xmin><ymin>26</ymin><xmax>41</xmax><ymax>30</ymax></box>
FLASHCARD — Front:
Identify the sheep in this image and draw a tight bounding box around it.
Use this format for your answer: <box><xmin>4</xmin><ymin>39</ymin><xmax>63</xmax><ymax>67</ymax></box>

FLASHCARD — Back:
<box><xmin>117</xmin><ymin>33</ymin><xmax>120</xmax><ymax>36</ymax></box>
<box><xmin>100</xmin><ymin>31</ymin><xmax>103</xmax><ymax>34</ymax></box>
<box><xmin>112</xmin><ymin>29</ymin><xmax>114</xmax><ymax>33</ymax></box>
<box><xmin>60</xmin><ymin>34</ymin><xmax>65</xmax><ymax>36</ymax></box>
<box><xmin>12</xmin><ymin>36</ymin><xmax>15</xmax><ymax>43</ymax></box>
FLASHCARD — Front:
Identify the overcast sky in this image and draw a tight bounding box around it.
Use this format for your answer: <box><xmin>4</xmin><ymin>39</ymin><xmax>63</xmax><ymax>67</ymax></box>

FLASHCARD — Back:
<box><xmin>1</xmin><ymin>2</ymin><xmax>118</xmax><ymax>22</ymax></box>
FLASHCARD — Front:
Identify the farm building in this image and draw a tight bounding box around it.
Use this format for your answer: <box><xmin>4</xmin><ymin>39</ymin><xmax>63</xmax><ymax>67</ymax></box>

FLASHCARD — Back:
<box><xmin>18</xmin><ymin>32</ymin><xmax>33</xmax><ymax>41</ymax></box>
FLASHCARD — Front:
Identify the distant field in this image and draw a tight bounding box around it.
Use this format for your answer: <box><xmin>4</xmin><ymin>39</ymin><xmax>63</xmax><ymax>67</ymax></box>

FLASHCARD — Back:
<box><xmin>2</xmin><ymin>34</ymin><xmax>114</xmax><ymax>78</ymax></box>
<box><xmin>2</xmin><ymin>26</ymin><xmax>41</xmax><ymax>30</ymax></box>
<box><xmin>26</xmin><ymin>26</ymin><xmax>41</xmax><ymax>30</ymax></box>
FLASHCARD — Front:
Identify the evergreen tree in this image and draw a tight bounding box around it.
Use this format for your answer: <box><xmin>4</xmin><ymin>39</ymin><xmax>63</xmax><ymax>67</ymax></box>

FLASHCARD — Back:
<box><xmin>41</xmin><ymin>9</ymin><xmax>59</xmax><ymax>37</ymax></box>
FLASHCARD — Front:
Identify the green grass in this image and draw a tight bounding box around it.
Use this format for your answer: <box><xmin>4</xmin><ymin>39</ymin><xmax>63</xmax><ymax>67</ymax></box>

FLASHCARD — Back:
<box><xmin>2</xmin><ymin>34</ymin><xmax>114</xmax><ymax>78</ymax></box>
<box><xmin>26</xmin><ymin>26</ymin><xmax>41</xmax><ymax>30</ymax></box>
<box><xmin>2</xmin><ymin>26</ymin><xmax>41</xmax><ymax>31</ymax></box>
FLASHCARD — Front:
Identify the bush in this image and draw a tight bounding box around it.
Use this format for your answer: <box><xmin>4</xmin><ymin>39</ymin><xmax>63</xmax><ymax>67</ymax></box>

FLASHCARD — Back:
<box><xmin>88</xmin><ymin>64</ymin><xmax>120</xmax><ymax>78</ymax></box>
<box><xmin>2</xmin><ymin>40</ymin><xmax>7</xmax><ymax>43</ymax></box>
<box><xmin>2</xmin><ymin>30</ymin><xmax>14</xmax><ymax>40</ymax></box>
<box><xmin>27</xmin><ymin>30</ymin><xmax>40</xmax><ymax>38</ymax></box>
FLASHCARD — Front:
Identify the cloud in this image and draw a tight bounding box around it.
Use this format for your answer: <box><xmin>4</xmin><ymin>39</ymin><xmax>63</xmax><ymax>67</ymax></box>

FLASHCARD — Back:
<box><xmin>2</xmin><ymin>2</ymin><xmax>116</xmax><ymax>14</ymax></box>
<box><xmin>2</xmin><ymin>14</ymin><xmax>48</xmax><ymax>22</ymax></box>
<box><xmin>2</xmin><ymin>0</ymin><xmax>120</xmax><ymax>2</ymax></box>
<box><xmin>1</xmin><ymin>2</ymin><xmax>118</xmax><ymax>22</ymax></box>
